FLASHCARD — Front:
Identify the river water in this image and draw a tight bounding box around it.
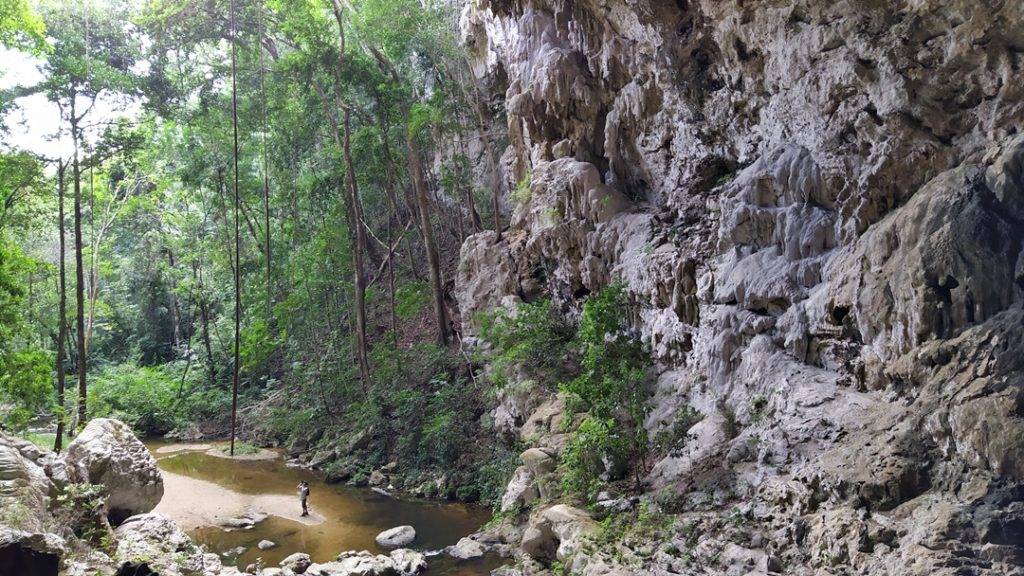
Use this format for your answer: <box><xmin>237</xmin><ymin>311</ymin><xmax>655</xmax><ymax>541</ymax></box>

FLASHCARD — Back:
<box><xmin>146</xmin><ymin>442</ymin><xmax>502</xmax><ymax>575</ymax></box>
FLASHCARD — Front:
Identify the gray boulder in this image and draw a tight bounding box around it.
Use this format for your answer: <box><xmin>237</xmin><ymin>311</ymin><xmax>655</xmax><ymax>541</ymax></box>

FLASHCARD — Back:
<box><xmin>306</xmin><ymin>549</ymin><xmax>425</xmax><ymax>575</ymax></box>
<box><xmin>375</xmin><ymin>525</ymin><xmax>415</xmax><ymax>547</ymax></box>
<box><xmin>280</xmin><ymin>552</ymin><xmax>312</xmax><ymax>574</ymax></box>
<box><xmin>446</xmin><ymin>536</ymin><xmax>486</xmax><ymax>561</ymax></box>
<box><xmin>65</xmin><ymin>419</ymin><xmax>163</xmax><ymax>524</ymax></box>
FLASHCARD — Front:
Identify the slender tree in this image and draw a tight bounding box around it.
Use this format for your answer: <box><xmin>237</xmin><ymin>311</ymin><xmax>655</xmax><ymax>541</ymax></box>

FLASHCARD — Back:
<box><xmin>258</xmin><ymin>1</ymin><xmax>272</xmax><ymax>319</ymax></box>
<box><xmin>229</xmin><ymin>0</ymin><xmax>242</xmax><ymax>457</ymax></box>
<box><xmin>71</xmin><ymin>102</ymin><xmax>87</xmax><ymax>429</ymax></box>
<box><xmin>406</xmin><ymin>130</ymin><xmax>448</xmax><ymax>346</ymax></box>
<box><xmin>327</xmin><ymin>0</ymin><xmax>371</xmax><ymax>386</ymax></box>
<box><xmin>54</xmin><ymin>160</ymin><xmax>68</xmax><ymax>451</ymax></box>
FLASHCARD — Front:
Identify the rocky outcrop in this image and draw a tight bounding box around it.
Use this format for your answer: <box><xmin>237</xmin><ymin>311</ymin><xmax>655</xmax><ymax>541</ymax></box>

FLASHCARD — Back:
<box><xmin>305</xmin><ymin>549</ymin><xmax>426</xmax><ymax>576</ymax></box>
<box><xmin>520</xmin><ymin>505</ymin><xmax>598</xmax><ymax>564</ymax></box>
<box><xmin>280</xmin><ymin>552</ymin><xmax>312</xmax><ymax>574</ymax></box>
<box><xmin>457</xmin><ymin>0</ymin><xmax>1024</xmax><ymax>574</ymax></box>
<box><xmin>66</xmin><ymin>418</ymin><xmax>164</xmax><ymax>524</ymax></box>
<box><xmin>114</xmin><ymin>513</ymin><xmax>240</xmax><ymax>576</ymax></box>
<box><xmin>0</xmin><ymin>423</ymin><xmax>250</xmax><ymax>576</ymax></box>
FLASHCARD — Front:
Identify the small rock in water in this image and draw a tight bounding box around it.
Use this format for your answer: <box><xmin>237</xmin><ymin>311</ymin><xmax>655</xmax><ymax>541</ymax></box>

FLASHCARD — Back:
<box><xmin>376</xmin><ymin>525</ymin><xmax>416</xmax><ymax>547</ymax></box>
<box><xmin>258</xmin><ymin>539</ymin><xmax>277</xmax><ymax>550</ymax></box>
<box><xmin>223</xmin><ymin>546</ymin><xmax>247</xmax><ymax>557</ymax></box>
<box><xmin>247</xmin><ymin>510</ymin><xmax>270</xmax><ymax>523</ymax></box>
<box><xmin>371</xmin><ymin>487</ymin><xmax>392</xmax><ymax>498</ymax></box>
<box><xmin>447</xmin><ymin>536</ymin><xmax>486</xmax><ymax>560</ymax></box>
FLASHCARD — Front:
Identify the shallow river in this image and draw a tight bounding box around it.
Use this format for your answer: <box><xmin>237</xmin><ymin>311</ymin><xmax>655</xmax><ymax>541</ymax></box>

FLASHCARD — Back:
<box><xmin>146</xmin><ymin>442</ymin><xmax>501</xmax><ymax>575</ymax></box>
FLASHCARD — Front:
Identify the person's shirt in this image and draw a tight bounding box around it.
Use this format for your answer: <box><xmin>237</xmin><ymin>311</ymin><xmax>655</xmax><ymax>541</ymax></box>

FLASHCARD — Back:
<box><xmin>298</xmin><ymin>484</ymin><xmax>310</xmax><ymax>499</ymax></box>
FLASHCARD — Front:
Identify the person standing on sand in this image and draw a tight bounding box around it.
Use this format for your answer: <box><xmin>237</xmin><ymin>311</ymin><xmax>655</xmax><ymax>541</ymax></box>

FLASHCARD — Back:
<box><xmin>298</xmin><ymin>481</ymin><xmax>310</xmax><ymax>516</ymax></box>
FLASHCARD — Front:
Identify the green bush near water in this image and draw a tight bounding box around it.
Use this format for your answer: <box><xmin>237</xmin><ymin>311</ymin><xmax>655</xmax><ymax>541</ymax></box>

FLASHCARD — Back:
<box><xmin>85</xmin><ymin>362</ymin><xmax>231</xmax><ymax>437</ymax></box>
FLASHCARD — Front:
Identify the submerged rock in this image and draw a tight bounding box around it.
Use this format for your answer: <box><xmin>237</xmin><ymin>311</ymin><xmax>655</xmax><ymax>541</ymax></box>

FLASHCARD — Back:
<box><xmin>375</xmin><ymin>525</ymin><xmax>416</xmax><ymax>547</ymax></box>
<box><xmin>65</xmin><ymin>418</ymin><xmax>163</xmax><ymax>525</ymax></box>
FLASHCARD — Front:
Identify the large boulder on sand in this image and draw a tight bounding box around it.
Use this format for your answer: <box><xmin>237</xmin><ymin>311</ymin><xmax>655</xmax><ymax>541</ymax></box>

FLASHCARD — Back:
<box><xmin>375</xmin><ymin>525</ymin><xmax>415</xmax><ymax>547</ymax></box>
<box><xmin>66</xmin><ymin>418</ymin><xmax>164</xmax><ymax>524</ymax></box>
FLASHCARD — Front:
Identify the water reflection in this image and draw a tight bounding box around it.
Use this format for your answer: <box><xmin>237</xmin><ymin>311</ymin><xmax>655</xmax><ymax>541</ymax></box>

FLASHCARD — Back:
<box><xmin>147</xmin><ymin>442</ymin><xmax>500</xmax><ymax>574</ymax></box>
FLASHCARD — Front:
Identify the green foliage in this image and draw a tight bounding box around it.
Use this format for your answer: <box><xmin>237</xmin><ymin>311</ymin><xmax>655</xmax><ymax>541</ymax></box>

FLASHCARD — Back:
<box><xmin>478</xmin><ymin>299</ymin><xmax>573</xmax><ymax>389</ymax></box>
<box><xmin>474</xmin><ymin>444</ymin><xmax>520</xmax><ymax>509</ymax></box>
<box><xmin>0</xmin><ymin>236</ymin><xmax>51</xmax><ymax>432</ymax></box>
<box><xmin>653</xmin><ymin>406</ymin><xmax>703</xmax><ymax>455</ymax></box>
<box><xmin>54</xmin><ymin>483</ymin><xmax>109</xmax><ymax>542</ymax></box>
<box><xmin>559</xmin><ymin>285</ymin><xmax>651</xmax><ymax>500</ymax></box>
<box><xmin>749</xmin><ymin>394</ymin><xmax>771</xmax><ymax>425</ymax></box>
<box><xmin>0</xmin><ymin>0</ymin><xmax>45</xmax><ymax>52</ymax></box>
<box><xmin>561</xmin><ymin>284</ymin><xmax>648</xmax><ymax>421</ymax></box>
<box><xmin>560</xmin><ymin>416</ymin><xmax>626</xmax><ymax>500</ymax></box>
<box><xmin>511</xmin><ymin>174</ymin><xmax>532</xmax><ymax>205</ymax></box>
<box><xmin>87</xmin><ymin>363</ymin><xmax>183</xmax><ymax>436</ymax></box>
<box><xmin>218</xmin><ymin>441</ymin><xmax>260</xmax><ymax>455</ymax></box>
<box><xmin>394</xmin><ymin>281</ymin><xmax>429</xmax><ymax>319</ymax></box>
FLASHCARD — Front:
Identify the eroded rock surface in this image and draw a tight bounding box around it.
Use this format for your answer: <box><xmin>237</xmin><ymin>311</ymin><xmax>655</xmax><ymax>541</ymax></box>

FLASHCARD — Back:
<box><xmin>456</xmin><ymin>0</ymin><xmax>1024</xmax><ymax>574</ymax></box>
<box><xmin>305</xmin><ymin>549</ymin><xmax>426</xmax><ymax>576</ymax></box>
<box><xmin>66</xmin><ymin>418</ymin><xmax>164</xmax><ymax>524</ymax></box>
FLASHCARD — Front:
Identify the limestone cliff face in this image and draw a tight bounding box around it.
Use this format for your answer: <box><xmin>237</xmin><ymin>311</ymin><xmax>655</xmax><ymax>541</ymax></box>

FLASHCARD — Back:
<box><xmin>455</xmin><ymin>1</ymin><xmax>1024</xmax><ymax>574</ymax></box>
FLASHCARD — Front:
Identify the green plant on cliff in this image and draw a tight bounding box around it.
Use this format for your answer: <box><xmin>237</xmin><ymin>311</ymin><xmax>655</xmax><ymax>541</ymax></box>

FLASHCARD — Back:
<box><xmin>478</xmin><ymin>298</ymin><xmax>574</xmax><ymax>389</ymax></box>
<box><xmin>560</xmin><ymin>284</ymin><xmax>651</xmax><ymax>499</ymax></box>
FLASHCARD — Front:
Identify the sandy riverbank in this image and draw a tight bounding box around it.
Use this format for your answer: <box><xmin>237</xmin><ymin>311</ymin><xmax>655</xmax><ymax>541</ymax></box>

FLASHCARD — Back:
<box><xmin>153</xmin><ymin>470</ymin><xmax>325</xmax><ymax>530</ymax></box>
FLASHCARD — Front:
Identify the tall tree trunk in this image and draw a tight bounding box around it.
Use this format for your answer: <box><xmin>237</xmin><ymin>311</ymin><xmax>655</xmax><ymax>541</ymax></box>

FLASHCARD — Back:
<box><xmin>343</xmin><ymin>107</ymin><xmax>372</xmax><ymax>388</ymax></box>
<box><xmin>72</xmin><ymin>110</ymin><xmax>88</xmax><ymax>430</ymax></box>
<box><xmin>194</xmin><ymin>262</ymin><xmax>217</xmax><ymax>387</ymax></box>
<box><xmin>258</xmin><ymin>2</ymin><xmax>272</xmax><ymax>320</ymax></box>
<box><xmin>86</xmin><ymin>158</ymin><xmax>97</xmax><ymax>352</ymax></box>
<box><xmin>406</xmin><ymin>131</ymin><xmax>449</xmax><ymax>346</ymax></box>
<box><xmin>54</xmin><ymin>160</ymin><xmax>68</xmax><ymax>452</ymax></box>
<box><xmin>167</xmin><ymin>249</ymin><xmax>182</xmax><ymax>349</ymax></box>
<box><xmin>328</xmin><ymin>0</ymin><xmax>371</xmax><ymax>388</ymax></box>
<box><xmin>387</xmin><ymin>216</ymin><xmax>397</xmax><ymax>348</ymax></box>
<box><xmin>229</xmin><ymin>0</ymin><xmax>242</xmax><ymax>457</ymax></box>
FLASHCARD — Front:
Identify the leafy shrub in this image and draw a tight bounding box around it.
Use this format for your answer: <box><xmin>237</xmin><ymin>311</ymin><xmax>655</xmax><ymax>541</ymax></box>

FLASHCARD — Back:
<box><xmin>511</xmin><ymin>173</ymin><xmax>532</xmax><ymax>205</ymax></box>
<box><xmin>653</xmin><ymin>406</ymin><xmax>703</xmax><ymax>455</ymax></box>
<box><xmin>559</xmin><ymin>285</ymin><xmax>651</xmax><ymax>499</ymax></box>
<box><xmin>0</xmin><ymin>348</ymin><xmax>51</xmax><ymax>431</ymax></box>
<box><xmin>394</xmin><ymin>281</ymin><xmax>430</xmax><ymax>320</ymax></box>
<box><xmin>474</xmin><ymin>445</ymin><xmax>521</xmax><ymax>509</ymax></box>
<box><xmin>87</xmin><ymin>363</ymin><xmax>183</xmax><ymax>435</ymax></box>
<box><xmin>0</xmin><ymin>237</ymin><xmax>51</xmax><ymax>432</ymax></box>
<box><xmin>560</xmin><ymin>416</ymin><xmax>627</xmax><ymax>500</ymax></box>
<box><xmin>478</xmin><ymin>298</ymin><xmax>573</xmax><ymax>389</ymax></box>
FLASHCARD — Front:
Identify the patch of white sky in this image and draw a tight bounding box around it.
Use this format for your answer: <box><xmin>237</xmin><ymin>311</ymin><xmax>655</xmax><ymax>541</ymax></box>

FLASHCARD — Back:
<box><xmin>0</xmin><ymin>0</ymin><xmax>157</xmax><ymax>164</ymax></box>
<box><xmin>1</xmin><ymin>47</ymin><xmax>148</xmax><ymax>165</ymax></box>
